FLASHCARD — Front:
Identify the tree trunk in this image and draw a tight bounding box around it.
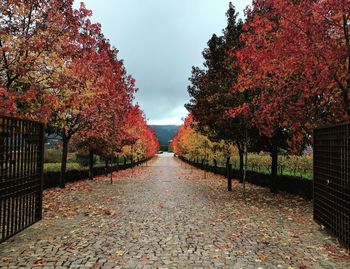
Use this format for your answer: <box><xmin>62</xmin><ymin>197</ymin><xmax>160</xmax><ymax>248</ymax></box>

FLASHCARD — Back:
<box><xmin>243</xmin><ymin>142</ymin><xmax>248</xmax><ymax>194</ymax></box>
<box><xmin>89</xmin><ymin>148</ymin><xmax>94</xmax><ymax>180</ymax></box>
<box><xmin>124</xmin><ymin>156</ymin><xmax>127</xmax><ymax>166</ymax></box>
<box><xmin>270</xmin><ymin>142</ymin><xmax>278</xmax><ymax>193</ymax></box>
<box><xmin>239</xmin><ymin>149</ymin><xmax>244</xmax><ymax>183</ymax></box>
<box><xmin>59</xmin><ymin>135</ymin><xmax>70</xmax><ymax>188</ymax></box>
<box><xmin>226</xmin><ymin>156</ymin><xmax>230</xmax><ymax>167</ymax></box>
<box><xmin>227</xmin><ymin>163</ymin><xmax>232</xmax><ymax>191</ymax></box>
<box><xmin>110</xmin><ymin>156</ymin><xmax>113</xmax><ymax>184</ymax></box>
<box><xmin>213</xmin><ymin>159</ymin><xmax>217</xmax><ymax>173</ymax></box>
<box><xmin>105</xmin><ymin>159</ymin><xmax>108</xmax><ymax>176</ymax></box>
<box><xmin>226</xmin><ymin>156</ymin><xmax>232</xmax><ymax>191</ymax></box>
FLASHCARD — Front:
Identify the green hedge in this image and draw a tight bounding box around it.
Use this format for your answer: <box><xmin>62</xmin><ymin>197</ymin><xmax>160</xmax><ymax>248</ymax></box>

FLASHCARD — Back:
<box><xmin>44</xmin><ymin>163</ymin><xmax>80</xmax><ymax>172</ymax></box>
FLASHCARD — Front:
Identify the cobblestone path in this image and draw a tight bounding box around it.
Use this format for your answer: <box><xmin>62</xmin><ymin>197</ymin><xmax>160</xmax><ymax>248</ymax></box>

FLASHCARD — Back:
<box><xmin>0</xmin><ymin>153</ymin><xmax>349</xmax><ymax>269</ymax></box>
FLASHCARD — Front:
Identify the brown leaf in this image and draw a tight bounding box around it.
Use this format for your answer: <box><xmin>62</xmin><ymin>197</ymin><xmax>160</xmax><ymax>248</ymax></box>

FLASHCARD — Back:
<box><xmin>34</xmin><ymin>259</ymin><xmax>44</xmax><ymax>266</ymax></box>
<box><xmin>211</xmin><ymin>254</ymin><xmax>222</xmax><ymax>259</ymax></box>
<box><xmin>259</xmin><ymin>255</ymin><xmax>268</xmax><ymax>262</ymax></box>
<box><xmin>104</xmin><ymin>209</ymin><xmax>112</xmax><ymax>215</ymax></box>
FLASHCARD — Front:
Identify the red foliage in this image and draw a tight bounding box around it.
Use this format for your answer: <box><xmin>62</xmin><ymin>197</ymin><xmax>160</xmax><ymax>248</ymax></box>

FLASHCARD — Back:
<box><xmin>0</xmin><ymin>88</ymin><xmax>16</xmax><ymax>116</ymax></box>
<box><xmin>123</xmin><ymin>105</ymin><xmax>160</xmax><ymax>158</ymax></box>
<box><xmin>0</xmin><ymin>0</ymin><xmax>76</xmax><ymax>121</ymax></box>
<box><xmin>1</xmin><ymin>1</ymin><xmax>158</xmax><ymax>176</ymax></box>
<box><xmin>236</xmin><ymin>0</ymin><xmax>350</xmax><ymax>144</ymax></box>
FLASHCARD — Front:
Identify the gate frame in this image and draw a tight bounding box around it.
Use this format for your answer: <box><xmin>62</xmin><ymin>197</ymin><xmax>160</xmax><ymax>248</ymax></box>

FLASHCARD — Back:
<box><xmin>0</xmin><ymin>115</ymin><xmax>45</xmax><ymax>243</ymax></box>
<box><xmin>313</xmin><ymin>121</ymin><xmax>350</xmax><ymax>248</ymax></box>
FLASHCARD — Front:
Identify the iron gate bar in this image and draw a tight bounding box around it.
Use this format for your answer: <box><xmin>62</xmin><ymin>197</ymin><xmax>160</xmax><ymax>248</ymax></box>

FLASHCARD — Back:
<box><xmin>0</xmin><ymin>116</ymin><xmax>44</xmax><ymax>243</ymax></box>
<box><xmin>314</xmin><ymin>122</ymin><xmax>350</xmax><ymax>247</ymax></box>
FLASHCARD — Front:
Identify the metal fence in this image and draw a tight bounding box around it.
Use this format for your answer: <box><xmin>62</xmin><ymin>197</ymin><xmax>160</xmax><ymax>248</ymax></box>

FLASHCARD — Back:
<box><xmin>314</xmin><ymin>122</ymin><xmax>350</xmax><ymax>247</ymax></box>
<box><xmin>0</xmin><ymin>116</ymin><xmax>44</xmax><ymax>243</ymax></box>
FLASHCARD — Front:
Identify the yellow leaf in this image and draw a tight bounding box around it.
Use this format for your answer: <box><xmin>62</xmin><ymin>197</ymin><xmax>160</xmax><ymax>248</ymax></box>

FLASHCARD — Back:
<box><xmin>115</xmin><ymin>250</ymin><xmax>125</xmax><ymax>256</ymax></box>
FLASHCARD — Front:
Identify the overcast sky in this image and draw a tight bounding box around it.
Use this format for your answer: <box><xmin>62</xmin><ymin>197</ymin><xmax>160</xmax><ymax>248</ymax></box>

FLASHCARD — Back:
<box><xmin>74</xmin><ymin>0</ymin><xmax>251</xmax><ymax>125</ymax></box>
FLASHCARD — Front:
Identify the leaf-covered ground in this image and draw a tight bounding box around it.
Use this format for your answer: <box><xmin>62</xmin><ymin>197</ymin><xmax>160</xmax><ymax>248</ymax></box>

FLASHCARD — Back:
<box><xmin>0</xmin><ymin>154</ymin><xmax>349</xmax><ymax>268</ymax></box>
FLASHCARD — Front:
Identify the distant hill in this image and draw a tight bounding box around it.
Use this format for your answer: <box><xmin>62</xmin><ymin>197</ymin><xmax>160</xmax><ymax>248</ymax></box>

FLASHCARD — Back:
<box><xmin>150</xmin><ymin>125</ymin><xmax>179</xmax><ymax>146</ymax></box>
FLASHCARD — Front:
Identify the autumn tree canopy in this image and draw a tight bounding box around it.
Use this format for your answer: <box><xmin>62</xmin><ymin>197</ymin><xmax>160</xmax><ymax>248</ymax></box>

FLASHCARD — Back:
<box><xmin>186</xmin><ymin>3</ymin><xmax>249</xmax><ymax>180</ymax></box>
<box><xmin>178</xmin><ymin>0</ymin><xmax>350</xmax><ymax>192</ymax></box>
<box><xmin>0</xmin><ymin>0</ymin><xmax>159</xmax><ymax>187</ymax></box>
<box><xmin>0</xmin><ymin>0</ymin><xmax>75</xmax><ymax>120</ymax></box>
<box><xmin>235</xmin><ymin>0</ymin><xmax>350</xmax><ymax>146</ymax></box>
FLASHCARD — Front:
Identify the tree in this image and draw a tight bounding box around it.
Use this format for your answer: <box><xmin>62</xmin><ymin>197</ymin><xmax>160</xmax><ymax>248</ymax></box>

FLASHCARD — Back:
<box><xmin>172</xmin><ymin>115</ymin><xmax>209</xmax><ymax>161</ymax></box>
<box><xmin>0</xmin><ymin>0</ymin><xmax>157</xmax><ymax>188</ymax></box>
<box><xmin>72</xmin><ymin>37</ymin><xmax>136</xmax><ymax>179</ymax></box>
<box><xmin>0</xmin><ymin>0</ymin><xmax>75</xmax><ymax>121</ymax></box>
<box><xmin>237</xmin><ymin>0</ymin><xmax>350</xmax><ymax>138</ymax></box>
<box><xmin>186</xmin><ymin>3</ymin><xmax>248</xmax><ymax>182</ymax></box>
<box><xmin>47</xmin><ymin>4</ymin><xmax>137</xmax><ymax>187</ymax></box>
<box><xmin>122</xmin><ymin>105</ymin><xmax>159</xmax><ymax>161</ymax></box>
<box><xmin>234</xmin><ymin>0</ymin><xmax>349</xmax><ymax>191</ymax></box>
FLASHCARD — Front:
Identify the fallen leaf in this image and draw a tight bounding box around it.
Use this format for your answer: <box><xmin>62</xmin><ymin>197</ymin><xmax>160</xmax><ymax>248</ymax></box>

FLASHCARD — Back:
<box><xmin>259</xmin><ymin>255</ymin><xmax>268</xmax><ymax>261</ymax></box>
<box><xmin>115</xmin><ymin>250</ymin><xmax>124</xmax><ymax>256</ymax></box>
<box><xmin>35</xmin><ymin>259</ymin><xmax>44</xmax><ymax>266</ymax></box>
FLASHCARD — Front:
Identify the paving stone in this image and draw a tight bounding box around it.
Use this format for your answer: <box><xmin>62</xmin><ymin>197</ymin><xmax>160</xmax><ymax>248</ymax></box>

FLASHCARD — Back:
<box><xmin>0</xmin><ymin>154</ymin><xmax>349</xmax><ymax>268</ymax></box>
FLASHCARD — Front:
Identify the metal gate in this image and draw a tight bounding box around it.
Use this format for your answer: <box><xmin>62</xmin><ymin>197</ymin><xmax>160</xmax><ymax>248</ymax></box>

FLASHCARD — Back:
<box><xmin>0</xmin><ymin>116</ymin><xmax>44</xmax><ymax>243</ymax></box>
<box><xmin>314</xmin><ymin>123</ymin><xmax>350</xmax><ymax>247</ymax></box>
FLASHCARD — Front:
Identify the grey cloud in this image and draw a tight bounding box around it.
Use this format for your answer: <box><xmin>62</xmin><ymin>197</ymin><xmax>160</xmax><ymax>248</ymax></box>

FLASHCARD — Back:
<box><xmin>75</xmin><ymin>0</ymin><xmax>251</xmax><ymax>124</ymax></box>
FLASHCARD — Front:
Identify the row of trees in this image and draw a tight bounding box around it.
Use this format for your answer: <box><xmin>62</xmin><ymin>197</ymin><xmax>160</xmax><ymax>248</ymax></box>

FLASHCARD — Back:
<box><xmin>172</xmin><ymin>115</ymin><xmax>237</xmax><ymax>166</ymax></box>
<box><xmin>174</xmin><ymin>0</ymin><xmax>349</xmax><ymax>192</ymax></box>
<box><xmin>0</xmin><ymin>1</ymin><xmax>159</xmax><ymax>187</ymax></box>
